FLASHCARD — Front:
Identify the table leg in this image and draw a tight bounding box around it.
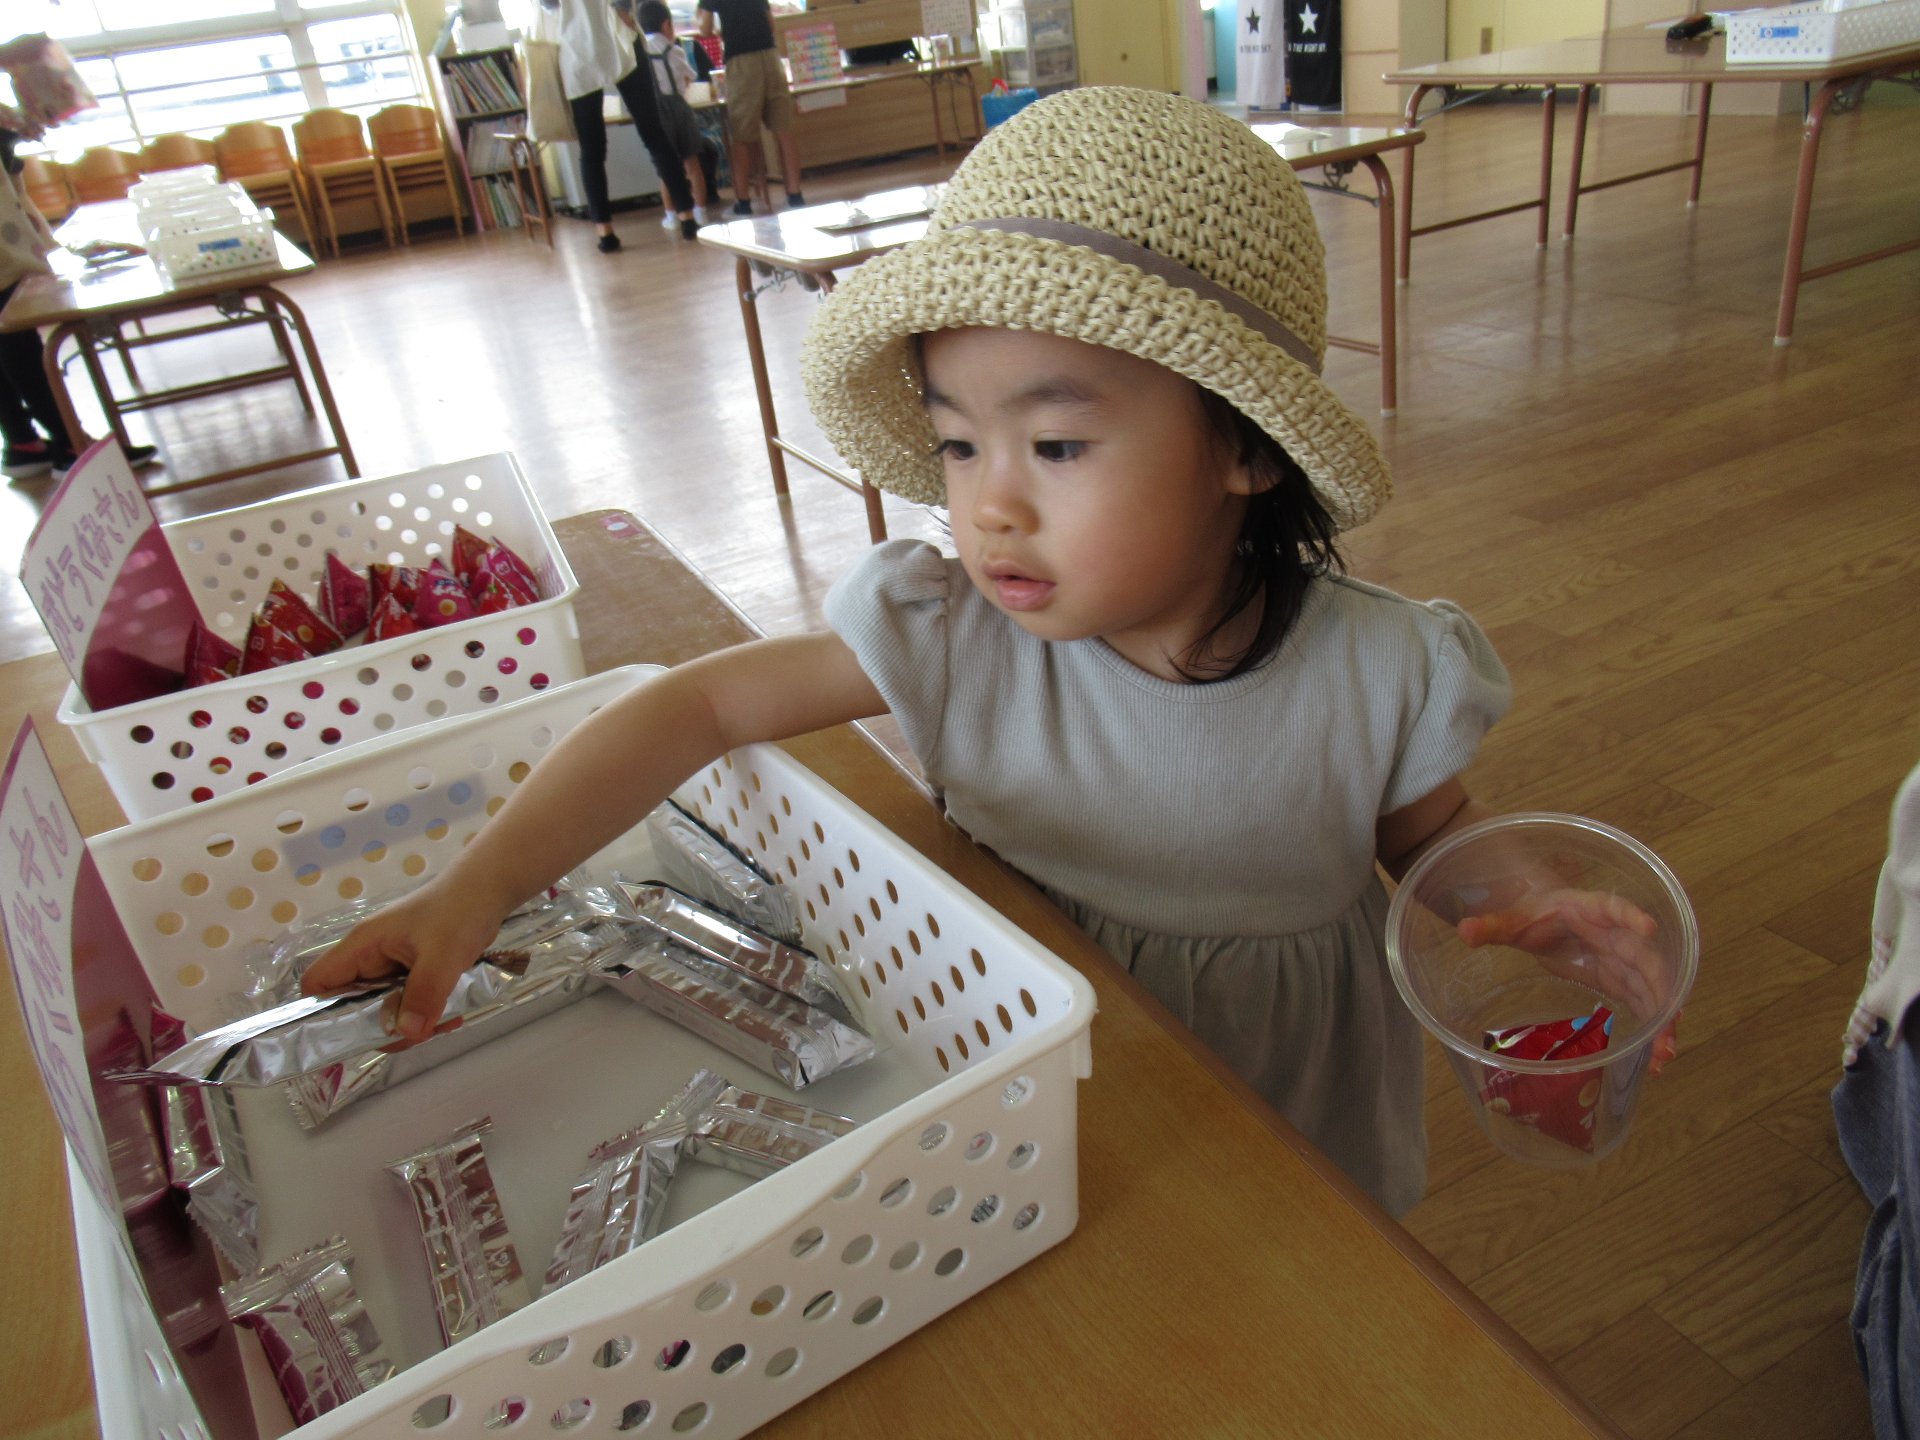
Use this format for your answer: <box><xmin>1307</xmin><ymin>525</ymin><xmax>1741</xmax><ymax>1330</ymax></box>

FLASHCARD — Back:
<box><xmin>1688</xmin><ymin>83</ymin><xmax>1713</xmax><ymax>206</ymax></box>
<box><xmin>40</xmin><ymin>321</ymin><xmax>90</xmax><ymax>453</ymax></box>
<box><xmin>264</xmin><ymin>305</ymin><xmax>318</xmax><ymax>416</ymax></box>
<box><xmin>1537</xmin><ymin>85</ymin><xmax>1557</xmax><ymax>248</ymax></box>
<box><xmin>929</xmin><ymin>75</ymin><xmax>948</xmax><ymax>161</ymax></box>
<box><xmin>1359</xmin><ymin>154</ymin><xmax>1399</xmax><ymax>417</ymax></box>
<box><xmin>737</xmin><ymin>255</ymin><xmax>789</xmax><ymax>497</ymax></box>
<box><xmin>1563</xmin><ymin>85</ymin><xmax>1593</xmax><ymax>240</ymax></box>
<box><xmin>74</xmin><ymin>323</ymin><xmax>135</xmax><ymax>452</ymax></box>
<box><xmin>1398</xmin><ymin>85</ymin><xmax>1432</xmax><ymax>283</ymax></box>
<box><xmin>1775</xmin><ymin>78</ymin><xmax>1842</xmax><ymax>346</ymax></box>
<box><xmin>263</xmin><ymin>286</ymin><xmax>359</xmax><ymax>477</ymax></box>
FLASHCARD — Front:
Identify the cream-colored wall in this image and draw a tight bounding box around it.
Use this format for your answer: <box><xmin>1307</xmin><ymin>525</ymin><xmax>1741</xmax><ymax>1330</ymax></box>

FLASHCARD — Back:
<box><xmin>1445</xmin><ymin>0</ymin><xmax>1603</xmax><ymax>58</ymax></box>
<box><xmin>1072</xmin><ymin>0</ymin><xmax>1179</xmax><ymax>91</ymax></box>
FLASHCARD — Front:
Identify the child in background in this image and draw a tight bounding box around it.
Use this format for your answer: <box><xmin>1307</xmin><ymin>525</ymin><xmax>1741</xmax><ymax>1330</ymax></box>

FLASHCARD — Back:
<box><xmin>695</xmin><ymin>0</ymin><xmax>802</xmax><ymax>213</ymax></box>
<box><xmin>636</xmin><ymin>1</ymin><xmax>720</xmax><ymax>229</ymax></box>
<box><xmin>305</xmin><ymin>89</ymin><xmax>1673</xmax><ymax>1217</ymax></box>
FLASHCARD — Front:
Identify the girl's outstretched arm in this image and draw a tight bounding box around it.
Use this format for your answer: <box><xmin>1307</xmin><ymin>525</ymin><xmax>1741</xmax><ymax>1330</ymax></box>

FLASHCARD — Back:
<box><xmin>300</xmin><ymin>632</ymin><xmax>885</xmax><ymax>1038</ymax></box>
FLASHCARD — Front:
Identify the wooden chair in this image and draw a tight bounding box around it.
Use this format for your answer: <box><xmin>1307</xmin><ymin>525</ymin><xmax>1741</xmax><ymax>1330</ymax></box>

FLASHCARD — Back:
<box><xmin>21</xmin><ymin>156</ymin><xmax>75</xmax><ymax>223</ymax></box>
<box><xmin>292</xmin><ymin>108</ymin><xmax>394</xmax><ymax>258</ymax></box>
<box><xmin>367</xmin><ymin>104</ymin><xmax>465</xmax><ymax>245</ymax></box>
<box><xmin>214</xmin><ymin>122</ymin><xmax>315</xmax><ymax>249</ymax></box>
<box><xmin>67</xmin><ymin>146</ymin><xmax>145</xmax><ymax>204</ymax></box>
<box><xmin>499</xmin><ymin>133</ymin><xmax>553</xmax><ymax>248</ymax></box>
<box><xmin>140</xmin><ymin>133</ymin><xmax>219</xmax><ymax>176</ymax></box>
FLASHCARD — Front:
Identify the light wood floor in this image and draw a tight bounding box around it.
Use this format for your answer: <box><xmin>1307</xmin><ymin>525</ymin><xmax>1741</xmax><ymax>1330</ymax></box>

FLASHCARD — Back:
<box><xmin>4</xmin><ymin>94</ymin><xmax>1915</xmax><ymax>1440</ymax></box>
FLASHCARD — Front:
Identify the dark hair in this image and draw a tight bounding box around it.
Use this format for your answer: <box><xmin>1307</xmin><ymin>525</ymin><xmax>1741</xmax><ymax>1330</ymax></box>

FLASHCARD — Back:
<box><xmin>637</xmin><ymin>0</ymin><xmax>673</xmax><ymax>31</ymax></box>
<box><xmin>1182</xmin><ymin>387</ymin><xmax>1344</xmax><ymax>683</ymax></box>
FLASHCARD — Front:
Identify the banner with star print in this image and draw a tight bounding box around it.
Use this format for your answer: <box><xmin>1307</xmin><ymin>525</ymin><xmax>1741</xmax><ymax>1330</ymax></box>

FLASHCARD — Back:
<box><xmin>1236</xmin><ymin>2</ymin><xmax>1286</xmax><ymax>109</ymax></box>
<box><xmin>1285</xmin><ymin>0</ymin><xmax>1341</xmax><ymax>109</ymax></box>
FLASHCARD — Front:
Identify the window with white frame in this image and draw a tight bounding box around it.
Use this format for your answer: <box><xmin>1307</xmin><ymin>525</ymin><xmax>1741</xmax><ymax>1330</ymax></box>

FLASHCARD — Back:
<box><xmin>6</xmin><ymin>0</ymin><xmax>429</xmax><ymax>160</ymax></box>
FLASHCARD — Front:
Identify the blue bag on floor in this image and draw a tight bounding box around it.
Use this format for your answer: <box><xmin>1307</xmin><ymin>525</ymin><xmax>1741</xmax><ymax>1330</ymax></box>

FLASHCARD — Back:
<box><xmin>981</xmin><ymin>86</ymin><xmax>1040</xmax><ymax>129</ymax></box>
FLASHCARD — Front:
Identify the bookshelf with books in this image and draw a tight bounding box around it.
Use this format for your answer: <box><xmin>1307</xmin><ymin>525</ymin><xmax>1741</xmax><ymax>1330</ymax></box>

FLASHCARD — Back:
<box><xmin>430</xmin><ymin>46</ymin><xmax>531</xmax><ymax>230</ymax></box>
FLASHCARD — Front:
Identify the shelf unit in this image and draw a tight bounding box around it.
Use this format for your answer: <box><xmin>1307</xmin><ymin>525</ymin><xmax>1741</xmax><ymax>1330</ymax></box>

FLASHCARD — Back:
<box><xmin>429</xmin><ymin>46</ymin><xmax>530</xmax><ymax>230</ymax></box>
<box><xmin>978</xmin><ymin>0</ymin><xmax>1077</xmax><ymax>92</ymax></box>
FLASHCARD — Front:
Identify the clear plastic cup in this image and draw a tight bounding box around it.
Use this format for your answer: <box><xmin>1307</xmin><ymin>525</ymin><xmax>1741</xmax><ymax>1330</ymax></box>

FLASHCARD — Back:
<box><xmin>1386</xmin><ymin>813</ymin><xmax>1698</xmax><ymax>1168</ymax></box>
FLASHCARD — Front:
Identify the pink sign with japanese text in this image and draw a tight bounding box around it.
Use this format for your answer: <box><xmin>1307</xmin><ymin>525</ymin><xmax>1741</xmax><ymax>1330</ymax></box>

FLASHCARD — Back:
<box><xmin>20</xmin><ymin>439</ymin><xmax>199</xmax><ymax>711</ymax></box>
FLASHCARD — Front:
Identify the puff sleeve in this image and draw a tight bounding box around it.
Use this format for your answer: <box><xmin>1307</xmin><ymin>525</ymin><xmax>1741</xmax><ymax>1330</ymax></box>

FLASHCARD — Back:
<box><xmin>823</xmin><ymin>539</ymin><xmax>955</xmax><ymax>772</ymax></box>
<box><xmin>1381</xmin><ymin>601</ymin><xmax>1512</xmax><ymax>814</ymax></box>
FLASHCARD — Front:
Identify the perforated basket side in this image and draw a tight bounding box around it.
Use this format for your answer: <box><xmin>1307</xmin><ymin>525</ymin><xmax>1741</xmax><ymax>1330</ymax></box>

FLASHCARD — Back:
<box><xmin>1724</xmin><ymin>0</ymin><xmax>1920</xmax><ymax>61</ymax></box>
<box><xmin>56</xmin><ymin>454</ymin><xmax>583</xmax><ymax>821</ymax></box>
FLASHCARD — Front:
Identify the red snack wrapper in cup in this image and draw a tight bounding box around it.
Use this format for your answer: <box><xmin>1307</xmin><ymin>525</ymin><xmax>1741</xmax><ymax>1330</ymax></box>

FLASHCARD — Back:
<box><xmin>367</xmin><ymin>592</ymin><xmax>420</xmax><ymax>642</ymax></box>
<box><xmin>480</xmin><ymin>540</ymin><xmax>540</xmax><ymax>607</ymax></box>
<box><xmin>368</xmin><ymin>563</ymin><xmax>419</xmax><ymax>612</ymax></box>
<box><xmin>1480</xmin><ymin>1005</ymin><xmax>1614</xmax><ymax>1152</ymax></box>
<box><xmin>468</xmin><ymin>569</ymin><xmax>517</xmax><ymax>616</ymax></box>
<box><xmin>415</xmin><ymin>559</ymin><xmax>476</xmax><ymax>628</ymax></box>
<box><xmin>183</xmin><ymin>622</ymin><xmax>243</xmax><ymax>688</ymax></box>
<box><xmin>261</xmin><ymin>579</ymin><xmax>343</xmax><ymax>657</ymax></box>
<box><xmin>452</xmin><ymin>526</ymin><xmax>491</xmax><ymax>588</ymax></box>
<box><xmin>318</xmin><ymin>553</ymin><xmax>370</xmax><ymax>639</ymax></box>
<box><xmin>240</xmin><ymin>616</ymin><xmax>313</xmax><ymax>674</ymax></box>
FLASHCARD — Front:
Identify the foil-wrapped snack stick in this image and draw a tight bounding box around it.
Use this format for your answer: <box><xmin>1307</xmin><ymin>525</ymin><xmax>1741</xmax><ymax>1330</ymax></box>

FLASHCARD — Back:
<box><xmin>545</xmin><ymin>1069</ymin><xmax>731</xmax><ymax>1294</ymax></box>
<box><xmin>604</xmin><ymin>933</ymin><xmax>875</xmax><ymax>1090</ymax></box>
<box><xmin>386</xmin><ymin>1116</ymin><xmax>530</xmax><ymax>1346</ymax></box>
<box><xmin>617</xmin><ymin>880</ymin><xmax>860</xmax><ymax>1029</ymax></box>
<box><xmin>687</xmin><ymin>1084</ymin><xmax>858</xmax><ymax>1180</ymax></box>
<box><xmin>645</xmin><ymin>801</ymin><xmax>802</xmax><ymax>941</ymax></box>
<box><xmin>221</xmin><ymin>1235</ymin><xmax>395</xmax><ymax>1424</ymax></box>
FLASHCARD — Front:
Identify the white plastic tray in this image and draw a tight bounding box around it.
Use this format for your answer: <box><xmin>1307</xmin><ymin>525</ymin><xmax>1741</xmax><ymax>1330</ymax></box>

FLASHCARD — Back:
<box><xmin>1724</xmin><ymin>0</ymin><xmax>1920</xmax><ymax>63</ymax></box>
<box><xmin>57</xmin><ymin>454</ymin><xmax>583</xmax><ymax>823</ymax></box>
<box><xmin>81</xmin><ymin>666</ymin><xmax>1096</xmax><ymax>1438</ymax></box>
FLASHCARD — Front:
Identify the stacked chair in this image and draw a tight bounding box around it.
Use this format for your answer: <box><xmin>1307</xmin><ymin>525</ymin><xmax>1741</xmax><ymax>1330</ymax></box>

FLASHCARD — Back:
<box><xmin>67</xmin><ymin>146</ymin><xmax>144</xmax><ymax>203</ymax></box>
<box><xmin>291</xmin><ymin>108</ymin><xmax>394</xmax><ymax>258</ymax></box>
<box><xmin>367</xmin><ymin>104</ymin><xmax>465</xmax><ymax>245</ymax></box>
<box><xmin>21</xmin><ymin>155</ymin><xmax>75</xmax><ymax>222</ymax></box>
<box><xmin>213</xmin><ymin>122</ymin><xmax>316</xmax><ymax>250</ymax></box>
<box><xmin>140</xmin><ymin>133</ymin><xmax>219</xmax><ymax>176</ymax></box>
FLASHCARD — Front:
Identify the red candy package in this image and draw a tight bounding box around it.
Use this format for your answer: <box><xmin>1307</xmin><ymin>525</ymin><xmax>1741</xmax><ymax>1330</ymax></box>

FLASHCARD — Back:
<box><xmin>415</xmin><ymin>559</ymin><xmax>476</xmax><ymax>628</ymax></box>
<box><xmin>367</xmin><ymin>591</ymin><xmax>420</xmax><ymax>642</ymax></box>
<box><xmin>468</xmin><ymin>569</ymin><xmax>517</xmax><ymax>615</ymax></box>
<box><xmin>451</xmin><ymin>525</ymin><xmax>491</xmax><ymax>588</ymax></box>
<box><xmin>318</xmin><ymin>552</ymin><xmax>370</xmax><ymax>638</ymax></box>
<box><xmin>369</xmin><ymin>563</ymin><xmax>419</xmax><ymax>612</ymax></box>
<box><xmin>1480</xmin><ymin>1005</ymin><xmax>1614</xmax><ymax>1152</ymax></box>
<box><xmin>480</xmin><ymin>539</ymin><xmax>540</xmax><ymax>606</ymax></box>
<box><xmin>240</xmin><ymin>615</ymin><xmax>312</xmax><ymax>674</ymax></box>
<box><xmin>260</xmin><ymin>579</ymin><xmax>343</xmax><ymax>656</ymax></box>
<box><xmin>183</xmin><ymin>621</ymin><xmax>243</xmax><ymax>688</ymax></box>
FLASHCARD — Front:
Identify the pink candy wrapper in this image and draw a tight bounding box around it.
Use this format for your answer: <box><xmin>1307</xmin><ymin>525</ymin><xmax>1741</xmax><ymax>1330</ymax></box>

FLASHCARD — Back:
<box><xmin>183</xmin><ymin>621</ymin><xmax>242</xmax><ymax>688</ymax></box>
<box><xmin>259</xmin><ymin>578</ymin><xmax>343</xmax><ymax>656</ymax></box>
<box><xmin>319</xmin><ymin>552</ymin><xmax>370</xmax><ymax>637</ymax></box>
<box><xmin>414</xmin><ymin>559</ymin><xmax>476</xmax><ymax>628</ymax></box>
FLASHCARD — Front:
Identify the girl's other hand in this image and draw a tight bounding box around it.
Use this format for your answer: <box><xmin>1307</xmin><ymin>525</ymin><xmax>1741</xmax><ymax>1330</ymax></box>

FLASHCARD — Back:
<box><xmin>1458</xmin><ymin>890</ymin><xmax>1681</xmax><ymax>1074</ymax></box>
<box><xmin>299</xmin><ymin>884</ymin><xmax>505</xmax><ymax>1046</ymax></box>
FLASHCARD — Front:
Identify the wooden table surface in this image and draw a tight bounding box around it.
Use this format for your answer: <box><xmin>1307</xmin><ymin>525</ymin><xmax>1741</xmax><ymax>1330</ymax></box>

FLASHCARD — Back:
<box><xmin>0</xmin><ymin>200</ymin><xmax>313</xmax><ymax>334</ymax></box>
<box><xmin>0</xmin><ymin>511</ymin><xmax>1618</xmax><ymax>1439</ymax></box>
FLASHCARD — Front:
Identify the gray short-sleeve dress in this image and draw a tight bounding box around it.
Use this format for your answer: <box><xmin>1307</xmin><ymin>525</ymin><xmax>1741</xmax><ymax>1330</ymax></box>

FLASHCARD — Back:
<box><xmin>825</xmin><ymin>539</ymin><xmax>1511</xmax><ymax>1216</ymax></box>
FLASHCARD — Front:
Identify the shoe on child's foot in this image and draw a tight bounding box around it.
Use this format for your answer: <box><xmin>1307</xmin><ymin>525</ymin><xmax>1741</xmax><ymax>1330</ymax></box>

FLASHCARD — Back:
<box><xmin>731</xmin><ymin>199</ymin><xmax>753</xmax><ymax>217</ymax></box>
<box><xmin>660</xmin><ymin>210</ymin><xmax>679</xmax><ymax>231</ymax></box>
<box><xmin>123</xmin><ymin>442</ymin><xmax>160</xmax><ymax>469</ymax></box>
<box><xmin>597</xmin><ymin>232</ymin><xmax>622</xmax><ymax>253</ymax></box>
<box><xmin>3</xmin><ymin>438</ymin><xmax>55</xmax><ymax>479</ymax></box>
<box><xmin>785</xmin><ymin>191</ymin><xmax>806</xmax><ymax>209</ymax></box>
<box><xmin>679</xmin><ymin>217</ymin><xmax>699</xmax><ymax>240</ymax></box>
<box><xmin>692</xmin><ymin>204</ymin><xmax>709</xmax><ymax>226</ymax></box>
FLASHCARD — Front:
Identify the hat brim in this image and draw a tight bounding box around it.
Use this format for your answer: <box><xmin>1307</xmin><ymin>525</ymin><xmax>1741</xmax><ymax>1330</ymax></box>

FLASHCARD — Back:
<box><xmin>801</xmin><ymin>227</ymin><xmax>1391</xmax><ymax>531</ymax></box>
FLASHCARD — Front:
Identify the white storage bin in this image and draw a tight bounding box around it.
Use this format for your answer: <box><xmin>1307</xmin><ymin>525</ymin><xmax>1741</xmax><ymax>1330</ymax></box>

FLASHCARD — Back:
<box><xmin>1724</xmin><ymin>0</ymin><xmax>1920</xmax><ymax>62</ymax></box>
<box><xmin>82</xmin><ymin>665</ymin><xmax>1097</xmax><ymax>1438</ymax></box>
<box><xmin>57</xmin><ymin>453</ymin><xmax>583</xmax><ymax>822</ymax></box>
<box><xmin>1003</xmin><ymin>39</ymin><xmax>1076</xmax><ymax>87</ymax></box>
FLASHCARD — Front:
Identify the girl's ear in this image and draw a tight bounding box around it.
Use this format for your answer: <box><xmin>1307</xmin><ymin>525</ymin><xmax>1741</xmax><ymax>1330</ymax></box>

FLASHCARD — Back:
<box><xmin>1220</xmin><ymin>444</ymin><xmax>1265</xmax><ymax>498</ymax></box>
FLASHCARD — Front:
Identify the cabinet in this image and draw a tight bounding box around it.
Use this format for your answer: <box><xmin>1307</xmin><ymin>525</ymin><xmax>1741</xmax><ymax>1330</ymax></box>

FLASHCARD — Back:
<box><xmin>980</xmin><ymin>0</ymin><xmax>1078</xmax><ymax>91</ymax></box>
<box><xmin>429</xmin><ymin>47</ymin><xmax>530</xmax><ymax>230</ymax></box>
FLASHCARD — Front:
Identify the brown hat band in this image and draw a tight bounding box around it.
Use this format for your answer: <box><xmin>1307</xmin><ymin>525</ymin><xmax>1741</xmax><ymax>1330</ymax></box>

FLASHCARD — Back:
<box><xmin>950</xmin><ymin>216</ymin><xmax>1323</xmax><ymax>376</ymax></box>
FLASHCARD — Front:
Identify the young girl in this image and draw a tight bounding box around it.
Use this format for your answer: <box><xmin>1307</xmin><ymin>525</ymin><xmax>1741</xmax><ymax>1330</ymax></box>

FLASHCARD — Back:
<box><xmin>305</xmin><ymin>88</ymin><xmax>1665</xmax><ymax>1216</ymax></box>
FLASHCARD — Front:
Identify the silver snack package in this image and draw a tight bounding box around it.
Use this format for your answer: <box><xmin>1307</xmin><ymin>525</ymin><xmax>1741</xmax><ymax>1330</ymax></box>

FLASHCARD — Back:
<box><xmin>544</xmin><ymin>1069</ymin><xmax>730</xmax><ymax>1294</ymax></box>
<box><xmin>221</xmin><ymin>1235</ymin><xmax>396</xmax><ymax>1423</ymax></box>
<box><xmin>153</xmin><ymin>1008</ymin><xmax>223</xmax><ymax>1188</ymax></box>
<box><xmin>645</xmin><ymin>801</ymin><xmax>802</xmax><ymax>941</ymax></box>
<box><xmin>686</xmin><ymin>1084</ymin><xmax>858</xmax><ymax>1180</ymax></box>
<box><xmin>188</xmin><ymin>1163</ymin><xmax>262</xmax><ymax>1272</ymax></box>
<box><xmin>616</xmin><ymin>880</ymin><xmax>860</xmax><ymax>1029</ymax></box>
<box><xmin>603</xmin><ymin>933</ymin><xmax>875</xmax><ymax>1090</ymax></box>
<box><xmin>386</xmin><ymin>1116</ymin><xmax>531</xmax><ymax>1346</ymax></box>
<box><xmin>117</xmin><ymin>924</ymin><xmax>629</xmax><ymax>1089</ymax></box>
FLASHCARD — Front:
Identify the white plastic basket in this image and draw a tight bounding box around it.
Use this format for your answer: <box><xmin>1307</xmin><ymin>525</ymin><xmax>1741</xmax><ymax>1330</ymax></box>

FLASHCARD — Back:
<box><xmin>57</xmin><ymin>454</ymin><xmax>584</xmax><ymax>823</ymax></box>
<box><xmin>82</xmin><ymin>666</ymin><xmax>1097</xmax><ymax>1438</ymax></box>
<box><xmin>1724</xmin><ymin>0</ymin><xmax>1920</xmax><ymax>63</ymax></box>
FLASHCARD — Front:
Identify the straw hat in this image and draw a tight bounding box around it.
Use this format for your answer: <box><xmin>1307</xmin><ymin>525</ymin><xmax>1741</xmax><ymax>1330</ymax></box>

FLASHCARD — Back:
<box><xmin>800</xmin><ymin>86</ymin><xmax>1391</xmax><ymax>531</ymax></box>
